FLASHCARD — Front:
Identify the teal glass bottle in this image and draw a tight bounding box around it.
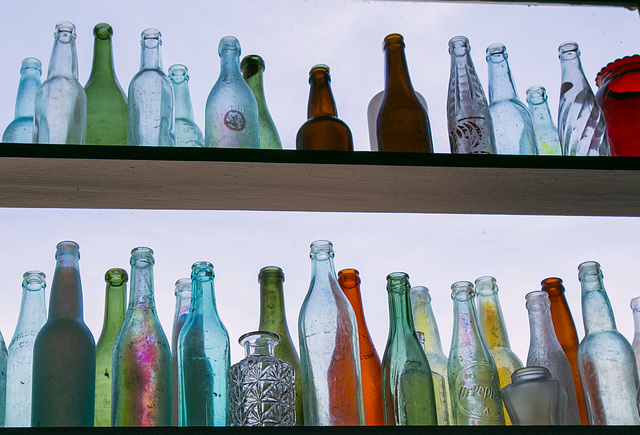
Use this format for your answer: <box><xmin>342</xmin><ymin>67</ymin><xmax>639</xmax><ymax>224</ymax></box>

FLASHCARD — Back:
<box><xmin>382</xmin><ymin>272</ymin><xmax>437</xmax><ymax>425</ymax></box>
<box><xmin>526</xmin><ymin>86</ymin><xmax>563</xmax><ymax>155</ymax></box>
<box><xmin>2</xmin><ymin>57</ymin><xmax>42</xmax><ymax>143</ymax></box>
<box><xmin>112</xmin><ymin>247</ymin><xmax>171</xmax><ymax>426</ymax></box>
<box><xmin>168</xmin><ymin>64</ymin><xmax>204</xmax><ymax>147</ymax></box>
<box><xmin>178</xmin><ymin>261</ymin><xmax>230</xmax><ymax>426</ymax></box>
<box><xmin>171</xmin><ymin>278</ymin><xmax>191</xmax><ymax>426</ymax></box>
<box><xmin>31</xmin><ymin>241</ymin><xmax>95</xmax><ymax>427</ymax></box>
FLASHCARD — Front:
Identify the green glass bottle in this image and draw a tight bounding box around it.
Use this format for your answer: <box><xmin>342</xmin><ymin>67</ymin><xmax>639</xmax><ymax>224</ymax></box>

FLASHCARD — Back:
<box><xmin>94</xmin><ymin>268</ymin><xmax>128</xmax><ymax>427</ymax></box>
<box><xmin>84</xmin><ymin>23</ymin><xmax>127</xmax><ymax>145</ymax></box>
<box><xmin>241</xmin><ymin>55</ymin><xmax>283</xmax><ymax>149</ymax></box>
<box><xmin>382</xmin><ymin>272</ymin><xmax>437</xmax><ymax>425</ymax></box>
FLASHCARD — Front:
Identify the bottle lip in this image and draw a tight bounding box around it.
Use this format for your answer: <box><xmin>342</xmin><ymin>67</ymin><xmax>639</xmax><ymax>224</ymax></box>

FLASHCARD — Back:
<box><xmin>525</xmin><ymin>290</ymin><xmax>550</xmax><ymax>310</ymax></box>
<box><xmin>258</xmin><ymin>265</ymin><xmax>285</xmax><ymax>282</ymax></box>
<box><xmin>383</xmin><ymin>33</ymin><xmax>405</xmax><ymax>50</ymax></box>
<box><xmin>451</xmin><ymin>280</ymin><xmax>474</xmax><ymax>298</ymax></box>
<box><xmin>310</xmin><ymin>239</ymin><xmax>334</xmax><ymax>254</ymax></box>
<box><xmin>218</xmin><ymin>35</ymin><xmax>241</xmax><ymax>56</ymax></box>
<box><xmin>141</xmin><ymin>28</ymin><xmax>161</xmax><ymax>43</ymax></box>
<box><xmin>448</xmin><ymin>35</ymin><xmax>470</xmax><ymax>54</ymax></box>
<box><xmin>191</xmin><ymin>261</ymin><xmax>214</xmax><ymax>277</ymax></box>
<box><xmin>21</xmin><ymin>57</ymin><xmax>42</xmax><ymax>72</ymax></box>
<box><xmin>241</xmin><ymin>54</ymin><xmax>265</xmax><ymax>71</ymax></box>
<box><xmin>168</xmin><ymin>64</ymin><xmax>189</xmax><ymax>84</ymax></box>
<box><xmin>55</xmin><ymin>240</ymin><xmax>80</xmax><ymax>259</ymax></box>
<box><xmin>309</xmin><ymin>64</ymin><xmax>331</xmax><ymax>83</ymax></box>
<box><xmin>631</xmin><ymin>296</ymin><xmax>640</xmax><ymax>311</ymax></box>
<box><xmin>485</xmin><ymin>43</ymin><xmax>507</xmax><ymax>62</ymax></box>
<box><xmin>93</xmin><ymin>22</ymin><xmax>113</xmax><ymax>40</ymax></box>
<box><xmin>475</xmin><ymin>276</ymin><xmax>498</xmax><ymax>295</ymax></box>
<box><xmin>174</xmin><ymin>277</ymin><xmax>191</xmax><ymax>295</ymax></box>
<box><xmin>526</xmin><ymin>85</ymin><xmax>548</xmax><ymax>104</ymax></box>
<box><xmin>558</xmin><ymin>41</ymin><xmax>580</xmax><ymax>59</ymax></box>
<box><xmin>596</xmin><ymin>55</ymin><xmax>640</xmax><ymax>88</ymax></box>
<box><xmin>511</xmin><ymin>366</ymin><xmax>552</xmax><ymax>382</ymax></box>
<box><xmin>130</xmin><ymin>246</ymin><xmax>154</xmax><ymax>265</ymax></box>
<box><xmin>410</xmin><ymin>285</ymin><xmax>432</xmax><ymax>302</ymax></box>
<box><xmin>22</xmin><ymin>270</ymin><xmax>46</xmax><ymax>286</ymax></box>
<box><xmin>238</xmin><ymin>330</ymin><xmax>280</xmax><ymax>347</ymax></box>
<box><xmin>578</xmin><ymin>260</ymin><xmax>602</xmax><ymax>279</ymax></box>
<box><xmin>55</xmin><ymin>21</ymin><xmax>76</xmax><ymax>38</ymax></box>
<box><xmin>105</xmin><ymin>267</ymin><xmax>128</xmax><ymax>283</ymax></box>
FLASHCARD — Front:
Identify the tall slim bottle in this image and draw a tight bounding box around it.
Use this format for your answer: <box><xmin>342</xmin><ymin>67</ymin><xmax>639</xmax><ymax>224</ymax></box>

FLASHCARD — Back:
<box><xmin>258</xmin><ymin>266</ymin><xmax>304</xmax><ymax>425</ymax></box>
<box><xmin>630</xmin><ymin>296</ymin><xmax>640</xmax><ymax>378</ymax></box>
<box><xmin>526</xmin><ymin>86</ymin><xmax>563</xmax><ymax>156</ymax></box>
<box><xmin>169</xmin><ymin>64</ymin><xmax>204</xmax><ymax>147</ymax></box>
<box><xmin>128</xmin><ymin>28</ymin><xmax>175</xmax><ymax>146</ymax></box>
<box><xmin>447</xmin><ymin>36</ymin><xmax>496</xmax><ymax>154</ymax></box>
<box><xmin>94</xmin><ymin>268</ymin><xmax>128</xmax><ymax>427</ymax></box>
<box><xmin>178</xmin><ymin>261</ymin><xmax>230</xmax><ymax>426</ymax></box>
<box><xmin>31</xmin><ymin>241</ymin><xmax>95</xmax><ymax>427</ymax></box>
<box><xmin>2</xmin><ymin>58</ymin><xmax>42</xmax><ymax>143</ymax></box>
<box><xmin>205</xmin><ymin>36</ymin><xmax>259</xmax><ymax>148</ymax></box>
<box><xmin>376</xmin><ymin>33</ymin><xmax>433</xmax><ymax>153</ymax></box>
<box><xmin>410</xmin><ymin>285</ymin><xmax>452</xmax><ymax>425</ymax></box>
<box><xmin>5</xmin><ymin>271</ymin><xmax>47</xmax><ymax>427</ymax></box>
<box><xmin>485</xmin><ymin>44</ymin><xmax>537</xmax><ymax>155</ymax></box>
<box><xmin>84</xmin><ymin>23</ymin><xmax>127</xmax><ymax>145</ymax></box>
<box><xmin>171</xmin><ymin>278</ymin><xmax>191</xmax><ymax>427</ymax></box>
<box><xmin>112</xmin><ymin>247</ymin><xmax>171</xmax><ymax>426</ymax></box>
<box><xmin>241</xmin><ymin>55</ymin><xmax>283</xmax><ymax>149</ymax></box>
<box><xmin>296</xmin><ymin>65</ymin><xmax>354</xmax><ymax>151</ymax></box>
<box><xmin>448</xmin><ymin>281</ymin><xmax>504</xmax><ymax>426</ymax></box>
<box><xmin>577</xmin><ymin>261</ymin><xmax>640</xmax><ymax>425</ymax></box>
<box><xmin>298</xmin><ymin>240</ymin><xmax>364</xmax><ymax>426</ymax></box>
<box><xmin>338</xmin><ymin>269</ymin><xmax>384</xmax><ymax>426</ymax></box>
<box><xmin>33</xmin><ymin>22</ymin><xmax>86</xmax><ymax>144</ymax></box>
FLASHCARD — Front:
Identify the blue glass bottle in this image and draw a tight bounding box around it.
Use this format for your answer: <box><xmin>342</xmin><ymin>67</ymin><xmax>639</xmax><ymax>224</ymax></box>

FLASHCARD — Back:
<box><xmin>526</xmin><ymin>86</ymin><xmax>563</xmax><ymax>156</ymax></box>
<box><xmin>2</xmin><ymin>58</ymin><xmax>42</xmax><ymax>143</ymax></box>
<box><xmin>171</xmin><ymin>278</ymin><xmax>191</xmax><ymax>426</ymax></box>
<box><xmin>169</xmin><ymin>64</ymin><xmax>204</xmax><ymax>147</ymax></box>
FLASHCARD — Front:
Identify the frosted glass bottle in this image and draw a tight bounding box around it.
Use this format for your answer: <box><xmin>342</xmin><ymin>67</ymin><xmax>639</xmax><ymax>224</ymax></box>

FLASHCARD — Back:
<box><xmin>127</xmin><ymin>28</ymin><xmax>175</xmax><ymax>146</ymax></box>
<box><xmin>5</xmin><ymin>271</ymin><xmax>47</xmax><ymax>427</ymax></box>
<box><xmin>33</xmin><ymin>22</ymin><xmax>86</xmax><ymax>145</ymax></box>
<box><xmin>2</xmin><ymin>58</ymin><xmax>42</xmax><ymax>143</ymax></box>
<box><xmin>298</xmin><ymin>240</ymin><xmax>364</xmax><ymax>426</ymax></box>
<box><xmin>171</xmin><ymin>278</ymin><xmax>191</xmax><ymax>426</ymax></box>
<box><xmin>631</xmin><ymin>296</ymin><xmax>640</xmax><ymax>378</ymax></box>
<box><xmin>577</xmin><ymin>261</ymin><xmax>639</xmax><ymax>425</ymax></box>
<box><xmin>526</xmin><ymin>86</ymin><xmax>563</xmax><ymax>156</ymax></box>
<box><xmin>205</xmin><ymin>36</ymin><xmax>259</xmax><ymax>148</ymax></box>
<box><xmin>168</xmin><ymin>64</ymin><xmax>204</xmax><ymax>147</ymax></box>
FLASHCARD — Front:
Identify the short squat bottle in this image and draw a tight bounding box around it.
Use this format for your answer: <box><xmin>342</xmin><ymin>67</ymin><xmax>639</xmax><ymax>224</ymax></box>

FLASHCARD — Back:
<box><xmin>2</xmin><ymin>58</ymin><xmax>42</xmax><ymax>143</ymax></box>
<box><xmin>169</xmin><ymin>64</ymin><xmax>204</xmax><ymax>147</ymax></box>
<box><xmin>630</xmin><ymin>296</ymin><xmax>640</xmax><ymax>378</ymax></box>
<box><xmin>34</xmin><ymin>22</ymin><xmax>86</xmax><ymax>145</ymax></box>
<box><xmin>526</xmin><ymin>86</ymin><xmax>563</xmax><ymax>156</ymax></box>
<box><xmin>171</xmin><ymin>278</ymin><xmax>191</xmax><ymax>426</ymax></box>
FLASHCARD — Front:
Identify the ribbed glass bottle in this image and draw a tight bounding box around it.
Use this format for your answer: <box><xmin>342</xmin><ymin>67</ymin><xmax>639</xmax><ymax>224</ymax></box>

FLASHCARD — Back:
<box><xmin>171</xmin><ymin>278</ymin><xmax>191</xmax><ymax>426</ymax></box>
<box><xmin>169</xmin><ymin>64</ymin><xmax>204</xmax><ymax>147</ymax></box>
<box><xmin>631</xmin><ymin>296</ymin><xmax>640</xmax><ymax>378</ymax></box>
<box><xmin>2</xmin><ymin>57</ymin><xmax>41</xmax><ymax>143</ymax></box>
<box><xmin>526</xmin><ymin>86</ymin><xmax>563</xmax><ymax>155</ymax></box>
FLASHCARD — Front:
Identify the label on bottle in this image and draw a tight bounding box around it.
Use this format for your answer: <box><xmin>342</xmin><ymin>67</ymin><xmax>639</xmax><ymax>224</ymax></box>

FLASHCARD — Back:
<box><xmin>224</xmin><ymin>109</ymin><xmax>246</xmax><ymax>131</ymax></box>
<box><xmin>454</xmin><ymin>362</ymin><xmax>503</xmax><ymax>424</ymax></box>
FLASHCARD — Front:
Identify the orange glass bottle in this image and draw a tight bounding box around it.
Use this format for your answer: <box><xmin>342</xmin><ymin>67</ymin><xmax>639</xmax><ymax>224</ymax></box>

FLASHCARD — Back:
<box><xmin>338</xmin><ymin>269</ymin><xmax>384</xmax><ymax>426</ymax></box>
<box><xmin>541</xmin><ymin>277</ymin><xmax>588</xmax><ymax>425</ymax></box>
<box><xmin>296</xmin><ymin>64</ymin><xmax>354</xmax><ymax>151</ymax></box>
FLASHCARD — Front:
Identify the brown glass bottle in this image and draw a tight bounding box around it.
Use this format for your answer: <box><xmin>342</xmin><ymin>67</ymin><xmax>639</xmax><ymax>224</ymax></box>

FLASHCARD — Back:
<box><xmin>541</xmin><ymin>277</ymin><xmax>588</xmax><ymax>425</ymax></box>
<box><xmin>296</xmin><ymin>64</ymin><xmax>354</xmax><ymax>151</ymax></box>
<box><xmin>377</xmin><ymin>34</ymin><xmax>433</xmax><ymax>153</ymax></box>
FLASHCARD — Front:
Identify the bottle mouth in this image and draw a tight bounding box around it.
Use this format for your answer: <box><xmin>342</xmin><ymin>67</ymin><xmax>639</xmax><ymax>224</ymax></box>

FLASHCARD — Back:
<box><xmin>168</xmin><ymin>64</ymin><xmax>189</xmax><ymax>84</ymax></box>
<box><xmin>558</xmin><ymin>41</ymin><xmax>580</xmax><ymax>59</ymax></box>
<box><xmin>410</xmin><ymin>285</ymin><xmax>431</xmax><ymax>302</ymax></box>
<box><xmin>526</xmin><ymin>85</ymin><xmax>547</xmax><ymax>105</ymax></box>
<box><xmin>21</xmin><ymin>57</ymin><xmax>42</xmax><ymax>73</ymax></box>
<box><xmin>55</xmin><ymin>21</ymin><xmax>76</xmax><ymax>38</ymax></box>
<box><xmin>130</xmin><ymin>246</ymin><xmax>155</xmax><ymax>265</ymax></box>
<box><xmin>218</xmin><ymin>35</ymin><xmax>241</xmax><ymax>56</ymax></box>
<box><xmin>450</xmin><ymin>280</ymin><xmax>474</xmax><ymax>299</ymax></box>
<box><xmin>338</xmin><ymin>268</ymin><xmax>360</xmax><ymax>289</ymax></box>
<box><xmin>23</xmin><ymin>270</ymin><xmax>46</xmax><ymax>290</ymax></box>
<box><xmin>631</xmin><ymin>296</ymin><xmax>640</xmax><ymax>311</ymax></box>
<box><xmin>174</xmin><ymin>278</ymin><xmax>191</xmax><ymax>295</ymax></box>
<box><xmin>485</xmin><ymin>43</ymin><xmax>507</xmax><ymax>62</ymax></box>
<box><xmin>525</xmin><ymin>290</ymin><xmax>550</xmax><ymax>310</ymax></box>
<box><xmin>241</xmin><ymin>54</ymin><xmax>265</xmax><ymax>77</ymax></box>
<box><xmin>258</xmin><ymin>265</ymin><xmax>284</xmax><ymax>282</ymax></box>
<box><xmin>511</xmin><ymin>366</ymin><xmax>552</xmax><ymax>383</ymax></box>
<box><xmin>191</xmin><ymin>261</ymin><xmax>214</xmax><ymax>279</ymax></box>
<box><xmin>105</xmin><ymin>268</ymin><xmax>128</xmax><ymax>285</ymax></box>
<box><xmin>93</xmin><ymin>23</ymin><xmax>113</xmax><ymax>40</ymax></box>
<box><xmin>448</xmin><ymin>35</ymin><xmax>470</xmax><ymax>55</ymax></box>
<box><xmin>383</xmin><ymin>33</ymin><xmax>405</xmax><ymax>50</ymax></box>
<box><xmin>578</xmin><ymin>261</ymin><xmax>602</xmax><ymax>280</ymax></box>
<box><xmin>141</xmin><ymin>28</ymin><xmax>162</xmax><ymax>46</ymax></box>
<box><xmin>310</xmin><ymin>239</ymin><xmax>334</xmax><ymax>259</ymax></box>
<box><xmin>309</xmin><ymin>64</ymin><xmax>331</xmax><ymax>83</ymax></box>
<box><xmin>55</xmin><ymin>240</ymin><xmax>80</xmax><ymax>259</ymax></box>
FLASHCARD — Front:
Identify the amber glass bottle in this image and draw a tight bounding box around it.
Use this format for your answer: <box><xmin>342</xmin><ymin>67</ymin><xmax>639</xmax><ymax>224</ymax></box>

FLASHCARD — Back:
<box><xmin>296</xmin><ymin>65</ymin><xmax>353</xmax><ymax>151</ymax></box>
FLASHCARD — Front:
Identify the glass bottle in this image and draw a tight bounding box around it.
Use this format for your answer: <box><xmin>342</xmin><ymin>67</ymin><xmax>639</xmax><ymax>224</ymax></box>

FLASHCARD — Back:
<box><xmin>0</xmin><ymin>331</ymin><xmax>6</xmax><ymax>427</ymax></box>
<box><xmin>486</xmin><ymin>44</ymin><xmax>538</xmax><ymax>155</ymax></box>
<box><xmin>205</xmin><ymin>36</ymin><xmax>259</xmax><ymax>148</ymax></box>
<box><xmin>409</xmin><ymin>285</ymin><xmax>452</xmax><ymax>426</ymax></box>
<box><xmin>631</xmin><ymin>296</ymin><xmax>640</xmax><ymax>378</ymax></box>
<box><xmin>112</xmin><ymin>247</ymin><xmax>171</xmax><ymax>426</ymax></box>
<box><xmin>171</xmin><ymin>278</ymin><xmax>191</xmax><ymax>427</ymax></box>
<box><xmin>31</xmin><ymin>241</ymin><xmax>95</xmax><ymax>427</ymax></box>
<box><xmin>2</xmin><ymin>57</ymin><xmax>42</xmax><ymax>143</ymax></box>
<box><xmin>94</xmin><ymin>268</ymin><xmax>128</xmax><ymax>427</ymax></box>
<box><xmin>296</xmin><ymin>65</ymin><xmax>354</xmax><ymax>151</ymax></box>
<box><xmin>367</xmin><ymin>90</ymin><xmax>428</xmax><ymax>151</ymax></box>
<box><xmin>382</xmin><ymin>272</ymin><xmax>437</xmax><ymax>425</ymax></box>
<box><xmin>84</xmin><ymin>23</ymin><xmax>127</xmax><ymax>146</ymax></box>
<box><xmin>447</xmin><ymin>36</ymin><xmax>496</xmax><ymax>154</ymax></box>
<box><xmin>258</xmin><ymin>266</ymin><xmax>303</xmax><ymax>425</ymax></box>
<box><xmin>5</xmin><ymin>271</ymin><xmax>47</xmax><ymax>427</ymax></box>
<box><xmin>577</xmin><ymin>261</ymin><xmax>640</xmax><ymax>425</ymax></box>
<box><xmin>448</xmin><ymin>281</ymin><xmax>504</xmax><ymax>426</ymax></box>
<box><xmin>376</xmin><ymin>33</ymin><xmax>433</xmax><ymax>153</ymax></box>
<box><xmin>33</xmin><ymin>21</ymin><xmax>86</xmax><ymax>145</ymax></box>
<box><xmin>338</xmin><ymin>269</ymin><xmax>384</xmax><ymax>426</ymax></box>
<box><xmin>228</xmin><ymin>331</ymin><xmax>296</xmax><ymax>426</ymax></box>
<box><xmin>525</xmin><ymin>290</ymin><xmax>581</xmax><ymax>425</ymax></box>
<box><xmin>501</xmin><ymin>366</ymin><xmax>568</xmax><ymax>425</ymax></box>
<box><xmin>526</xmin><ymin>86</ymin><xmax>563</xmax><ymax>156</ymax></box>
<box><xmin>298</xmin><ymin>240</ymin><xmax>364</xmax><ymax>426</ymax></box>
<box><xmin>558</xmin><ymin>41</ymin><xmax>609</xmax><ymax>156</ymax></box>
<box><xmin>178</xmin><ymin>261</ymin><xmax>230</xmax><ymax>427</ymax></box>
<box><xmin>127</xmin><ymin>28</ymin><xmax>175</xmax><ymax>146</ymax></box>
<box><xmin>168</xmin><ymin>64</ymin><xmax>204</xmax><ymax>147</ymax></box>
<box><xmin>240</xmin><ymin>55</ymin><xmax>283</xmax><ymax>149</ymax></box>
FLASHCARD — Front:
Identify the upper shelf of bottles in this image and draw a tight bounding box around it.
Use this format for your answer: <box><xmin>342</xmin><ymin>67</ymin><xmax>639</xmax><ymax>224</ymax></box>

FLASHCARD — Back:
<box><xmin>414</xmin><ymin>0</ymin><xmax>637</xmax><ymax>6</ymax></box>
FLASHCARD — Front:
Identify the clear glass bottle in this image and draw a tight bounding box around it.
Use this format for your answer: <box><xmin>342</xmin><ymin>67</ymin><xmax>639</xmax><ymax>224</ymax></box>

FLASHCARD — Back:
<box><xmin>298</xmin><ymin>240</ymin><xmax>364</xmax><ymax>426</ymax></box>
<box><xmin>84</xmin><ymin>23</ymin><xmax>127</xmax><ymax>146</ymax></box>
<box><xmin>447</xmin><ymin>36</ymin><xmax>496</xmax><ymax>154</ymax></box>
<box><xmin>112</xmin><ymin>247</ymin><xmax>171</xmax><ymax>426</ymax></box>
<box><xmin>409</xmin><ymin>285</ymin><xmax>451</xmax><ymax>426</ymax></box>
<box><xmin>33</xmin><ymin>22</ymin><xmax>86</xmax><ymax>145</ymax></box>
<box><xmin>526</xmin><ymin>86</ymin><xmax>563</xmax><ymax>156</ymax></box>
<box><xmin>205</xmin><ymin>36</ymin><xmax>259</xmax><ymax>148</ymax></box>
<box><xmin>338</xmin><ymin>269</ymin><xmax>384</xmax><ymax>426</ymax></box>
<box><xmin>5</xmin><ymin>271</ymin><xmax>47</xmax><ymax>427</ymax></box>
<box><xmin>630</xmin><ymin>296</ymin><xmax>640</xmax><ymax>378</ymax></box>
<box><xmin>258</xmin><ymin>266</ymin><xmax>303</xmax><ymax>425</ymax></box>
<box><xmin>94</xmin><ymin>268</ymin><xmax>127</xmax><ymax>427</ymax></box>
<box><xmin>382</xmin><ymin>272</ymin><xmax>437</xmax><ymax>425</ymax></box>
<box><xmin>558</xmin><ymin>41</ymin><xmax>609</xmax><ymax>156</ymax></box>
<box><xmin>228</xmin><ymin>331</ymin><xmax>296</xmax><ymax>426</ymax></box>
<box><xmin>240</xmin><ymin>55</ymin><xmax>283</xmax><ymax>149</ymax></box>
<box><xmin>577</xmin><ymin>261</ymin><xmax>640</xmax><ymax>425</ymax></box>
<box><xmin>485</xmin><ymin>44</ymin><xmax>538</xmax><ymax>155</ymax></box>
<box><xmin>178</xmin><ymin>261</ymin><xmax>230</xmax><ymax>427</ymax></box>
<box><xmin>31</xmin><ymin>241</ymin><xmax>95</xmax><ymax>427</ymax></box>
<box><xmin>171</xmin><ymin>278</ymin><xmax>191</xmax><ymax>427</ymax></box>
<box><xmin>525</xmin><ymin>290</ymin><xmax>581</xmax><ymax>425</ymax></box>
<box><xmin>448</xmin><ymin>281</ymin><xmax>504</xmax><ymax>426</ymax></box>
<box><xmin>127</xmin><ymin>28</ymin><xmax>175</xmax><ymax>146</ymax></box>
<box><xmin>168</xmin><ymin>64</ymin><xmax>204</xmax><ymax>147</ymax></box>
<box><xmin>2</xmin><ymin>57</ymin><xmax>42</xmax><ymax>143</ymax></box>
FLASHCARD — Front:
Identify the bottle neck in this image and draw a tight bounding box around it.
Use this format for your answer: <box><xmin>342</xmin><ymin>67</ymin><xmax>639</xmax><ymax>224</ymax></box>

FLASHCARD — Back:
<box><xmin>130</xmin><ymin>260</ymin><xmax>156</xmax><ymax>311</ymax></box>
<box><xmin>527</xmin><ymin>300</ymin><xmax>561</xmax><ymax>348</ymax></box>
<box><xmin>15</xmin><ymin>68</ymin><xmax>41</xmax><ymax>118</ymax></box>
<box><xmin>191</xmin><ymin>274</ymin><xmax>218</xmax><ymax>317</ymax></box>
<box><xmin>307</xmin><ymin>74</ymin><xmax>338</xmax><ymax>118</ymax></box>
<box><xmin>633</xmin><ymin>308</ymin><xmax>640</xmax><ymax>339</ymax></box>
<box><xmin>477</xmin><ymin>290</ymin><xmax>511</xmax><ymax>348</ymax></box>
<box><xmin>220</xmin><ymin>49</ymin><xmax>241</xmax><ymax>77</ymax></box>
<box><xmin>89</xmin><ymin>34</ymin><xmax>116</xmax><ymax>79</ymax></box>
<box><xmin>141</xmin><ymin>40</ymin><xmax>162</xmax><ymax>71</ymax></box>
<box><xmin>101</xmin><ymin>280</ymin><xmax>127</xmax><ymax>334</ymax></box>
<box><xmin>48</xmin><ymin>35</ymin><xmax>78</xmax><ymax>79</ymax></box>
<box><xmin>173</xmin><ymin>80</ymin><xmax>195</xmax><ymax>121</ymax></box>
<box><xmin>258</xmin><ymin>276</ymin><xmax>287</xmax><ymax>330</ymax></box>
<box><xmin>384</xmin><ymin>42</ymin><xmax>415</xmax><ymax>96</ymax></box>
<box><xmin>49</xmin><ymin>254</ymin><xmax>83</xmax><ymax>320</ymax></box>
<box><xmin>310</xmin><ymin>252</ymin><xmax>338</xmax><ymax>289</ymax></box>
<box><xmin>487</xmin><ymin>54</ymin><xmax>518</xmax><ymax>102</ymax></box>
<box><xmin>387</xmin><ymin>285</ymin><xmax>416</xmax><ymax>336</ymax></box>
<box><xmin>451</xmin><ymin>291</ymin><xmax>482</xmax><ymax>350</ymax></box>
<box><xmin>450</xmin><ymin>50</ymin><xmax>482</xmax><ymax>112</ymax></box>
<box><xmin>580</xmin><ymin>275</ymin><xmax>617</xmax><ymax>333</ymax></box>
<box><xmin>243</xmin><ymin>65</ymin><xmax>266</xmax><ymax>104</ymax></box>
<box><xmin>411</xmin><ymin>297</ymin><xmax>444</xmax><ymax>354</ymax></box>
<box><xmin>560</xmin><ymin>55</ymin><xmax>590</xmax><ymax>93</ymax></box>
<box><xmin>528</xmin><ymin>98</ymin><xmax>555</xmax><ymax>126</ymax></box>
<box><xmin>16</xmin><ymin>281</ymin><xmax>47</xmax><ymax>332</ymax></box>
